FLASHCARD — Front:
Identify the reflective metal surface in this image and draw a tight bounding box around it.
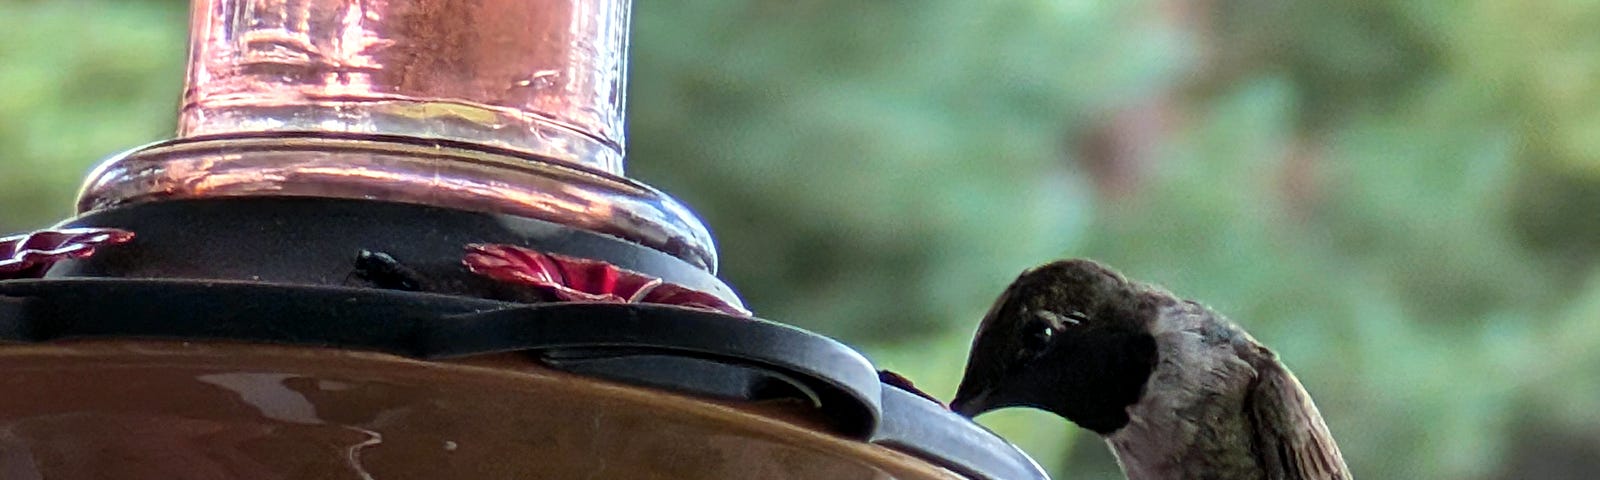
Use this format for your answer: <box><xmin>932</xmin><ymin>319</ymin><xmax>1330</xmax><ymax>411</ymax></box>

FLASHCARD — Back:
<box><xmin>77</xmin><ymin>134</ymin><xmax>718</xmax><ymax>271</ymax></box>
<box><xmin>182</xmin><ymin>0</ymin><xmax>630</xmax><ymax>171</ymax></box>
<box><xmin>0</xmin><ymin>341</ymin><xmax>961</xmax><ymax>479</ymax></box>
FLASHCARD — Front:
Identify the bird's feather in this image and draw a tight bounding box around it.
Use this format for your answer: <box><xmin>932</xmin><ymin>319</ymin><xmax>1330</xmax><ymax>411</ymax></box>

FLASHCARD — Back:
<box><xmin>1245</xmin><ymin>352</ymin><xmax>1351</xmax><ymax>480</ymax></box>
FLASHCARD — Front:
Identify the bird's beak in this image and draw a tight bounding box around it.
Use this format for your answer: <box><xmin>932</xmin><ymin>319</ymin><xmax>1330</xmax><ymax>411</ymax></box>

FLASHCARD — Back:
<box><xmin>950</xmin><ymin>383</ymin><xmax>998</xmax><ymax>418</ymax></box>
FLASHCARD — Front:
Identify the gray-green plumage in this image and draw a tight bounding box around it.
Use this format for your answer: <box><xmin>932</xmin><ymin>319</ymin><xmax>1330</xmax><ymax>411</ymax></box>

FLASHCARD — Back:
<box><xmin>951</xmin><ymin>259</ymin><xmax>1349</xmax><ymax>480</ymax></box>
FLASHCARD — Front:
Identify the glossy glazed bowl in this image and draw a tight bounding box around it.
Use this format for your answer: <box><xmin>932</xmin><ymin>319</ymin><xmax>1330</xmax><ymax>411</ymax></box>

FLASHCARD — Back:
<box><xmin>0</xmin><ymin>341</ymin><xmax>960</xmax><ymax>479</ymax></box>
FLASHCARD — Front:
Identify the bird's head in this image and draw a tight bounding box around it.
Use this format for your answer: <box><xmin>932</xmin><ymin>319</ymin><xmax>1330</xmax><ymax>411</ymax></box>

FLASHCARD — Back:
<box><xmin>950</xmin><ymin>259</ymin><xmax>1159</xmax><ymax>435</ymax></box>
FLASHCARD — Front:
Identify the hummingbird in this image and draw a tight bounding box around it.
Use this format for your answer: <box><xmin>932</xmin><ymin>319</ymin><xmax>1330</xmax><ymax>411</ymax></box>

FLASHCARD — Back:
<box><xmin>950</xmin><ymin>259</ymin><xmax>1349</xmax><ymax>480</ymax></box>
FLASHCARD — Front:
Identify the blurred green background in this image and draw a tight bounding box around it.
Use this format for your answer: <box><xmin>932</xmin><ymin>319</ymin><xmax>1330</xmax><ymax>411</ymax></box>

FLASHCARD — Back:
<box><xmin>4</xmin><ymin>0</ymin><xmax>1600</xmax><ymax>478</ymax></box>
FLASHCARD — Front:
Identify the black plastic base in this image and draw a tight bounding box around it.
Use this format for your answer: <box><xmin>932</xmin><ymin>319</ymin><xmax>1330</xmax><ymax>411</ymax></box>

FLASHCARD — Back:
<box><xmin>47</xmin><ymin>197</ymin><xmax>740</xmax><ymax>305</ymax></box>
<box><xmin>0</xmin><ymin>278</ymin><xmax>871</xmax><ymax>431</ymax></box>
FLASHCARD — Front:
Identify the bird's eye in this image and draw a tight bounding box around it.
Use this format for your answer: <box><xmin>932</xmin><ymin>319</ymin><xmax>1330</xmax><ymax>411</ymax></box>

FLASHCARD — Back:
<box><xmin>1017</xmin><ymin>319</ymin><xmax>1056</xmax><ymax>361</ymax></box>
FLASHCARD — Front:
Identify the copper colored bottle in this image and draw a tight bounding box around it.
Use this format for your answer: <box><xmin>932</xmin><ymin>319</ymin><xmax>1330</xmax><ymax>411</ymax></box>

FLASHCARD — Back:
<box><xmin>180</xmin><ymin>0</ymin><xmax>630</xmax><ymax>172</ymax></box>
<box><xmin>80</xmin><ymin>0</ymin><xmax>719</xmax><ymax>273</ymax></box>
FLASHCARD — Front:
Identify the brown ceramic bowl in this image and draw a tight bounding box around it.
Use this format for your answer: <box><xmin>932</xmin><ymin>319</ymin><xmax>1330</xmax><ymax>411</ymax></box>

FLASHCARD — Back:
<box><xmin>0</xmin><ymin>341</ymin><xmax>961</xmax><ymax>479</ymax></box>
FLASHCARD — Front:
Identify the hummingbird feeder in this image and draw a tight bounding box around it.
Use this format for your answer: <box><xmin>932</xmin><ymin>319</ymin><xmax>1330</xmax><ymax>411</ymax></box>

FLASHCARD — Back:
<box><xmin>0</xmin><ymin>1</ymin><xmax>1048</xmax><ymax>478</ymax></box>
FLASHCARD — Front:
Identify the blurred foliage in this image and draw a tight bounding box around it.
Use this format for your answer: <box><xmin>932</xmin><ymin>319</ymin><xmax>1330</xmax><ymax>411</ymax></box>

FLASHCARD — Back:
<box><xmin>3</xmin><ymin>1</ymin><xmax>1600</xmax><ymax>479</ymax></box>
<box><xmin>0</xmin><ymin>1</ymin><xmax>186</xmax><ymax>229</ymax></box>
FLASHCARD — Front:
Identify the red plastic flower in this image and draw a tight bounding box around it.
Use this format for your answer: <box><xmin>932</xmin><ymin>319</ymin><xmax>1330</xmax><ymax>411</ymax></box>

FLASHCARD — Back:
<box><xmin>0</xmin><ymin>227</ymin><xmax>135</xmax><ymax>280</ymax></box>
<box><xmin>463</xmin><ymin>243</ymin><xmax>750</xmax><ymax>317</ymax></box>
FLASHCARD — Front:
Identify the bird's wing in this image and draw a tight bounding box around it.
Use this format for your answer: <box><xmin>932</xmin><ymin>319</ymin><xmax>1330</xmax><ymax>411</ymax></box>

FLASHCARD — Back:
<box><xmin>1246</xmin><ymin>355</ymin><xmax>1352</xmax><ymax>480</ymax></box>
